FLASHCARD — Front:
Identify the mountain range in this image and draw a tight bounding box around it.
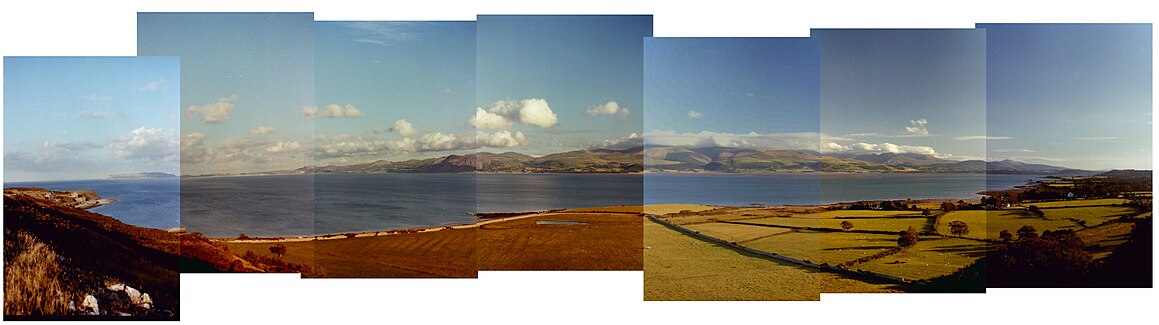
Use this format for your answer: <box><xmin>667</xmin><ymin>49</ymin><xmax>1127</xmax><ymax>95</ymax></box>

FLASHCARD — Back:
<box><xmin>187</xmin><ymin>146</ymin><xmax>1085</xmax><ymax>177</ymax></box>
<box><xmin>644</xmin><ymin>146</ymin><xmax>1086</xmax><ymax>174</ymax></box>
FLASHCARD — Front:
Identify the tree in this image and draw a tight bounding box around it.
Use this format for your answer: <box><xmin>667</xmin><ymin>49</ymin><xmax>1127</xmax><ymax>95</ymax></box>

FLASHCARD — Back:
<box><xmin>840</xmin><ymin>221</ymin><xmax>854</xmax><ymax>231</ymax></box>
<box><xmin>269</xmin><ymin>244</ymin><xmax>287</xmax><ymax>259</ymax></box>
<box><xmin>1016</xmin><ymin>225</ymin><xmax>1038</xmax><ymax>240</ymax></box>
<box><xmin>940</xmin><ymin>201</ymin><xmax>957</xmax><ymax>213</ymax></box>
<box><xmin>949</xmin><ymin>220</ymin><xmax>970</xmax><ymax>237</ymax></box>
<box><xmin>999</xmin><ymin>229</ymin><xmax>1013</xmax><ymax>242</ymax></box>
<box><xmin>989</xmin><ymin>230</ymin><xmax>1093</xmax><ymax>287</ymax></box>
<box><xmin>922</xmin><ymin>209</ymin><xmax>931</xmax><ymax>217</ymax></box>
<box><xmin>898</xmin><ymin>226</ymin><xmax>919</xmax><ymax>248</ymax></box>
<box><xmin>238</xmin><ymin>233</ymin><xmax>250</xmax><ymax>240</ymax></box>
<box><xmin>1028</xmin><ymin>205</ymin><xmax>1045</xmax><ymax>218</ymax></box>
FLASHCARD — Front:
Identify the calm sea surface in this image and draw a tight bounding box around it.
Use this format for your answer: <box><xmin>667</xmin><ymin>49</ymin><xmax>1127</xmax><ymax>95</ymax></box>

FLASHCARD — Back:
<box><xmin>5</xmin><ymin>178</ymin><xmax>180</xmax><ymax>230</ymax></box>
<box><xmin>645</xmin><ymin>173</ymin><xmax>1044</xmax><ymax>206</ymax></box>
<box><xmin>178</xmin><ymin>173</ymin><xmax>1038</xmax><ymax>237</ymax></box>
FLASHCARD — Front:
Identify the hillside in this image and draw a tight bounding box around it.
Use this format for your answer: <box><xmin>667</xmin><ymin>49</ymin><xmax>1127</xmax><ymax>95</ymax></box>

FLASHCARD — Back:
<box><xmin>295</xmin><ymin>146</ymin><xmax>644</xmax><ymax>174</ymax></box>
<box><xmin>3</xmin><ymin>188</ymin><xmax>297</xmax><ymax>318</ymax></box>
<box><xmin>643</xmin><ymin>146</ymin><xmax>1082</xmax><ymax>174</ymax></box>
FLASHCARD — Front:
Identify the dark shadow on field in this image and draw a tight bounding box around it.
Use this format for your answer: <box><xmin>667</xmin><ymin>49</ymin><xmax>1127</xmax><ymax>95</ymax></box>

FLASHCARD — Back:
<box><xmin>926</xmin><ymin>244</ymin><xmax>989</xmax><ymax>258</ymax></box>
<box><xmin>824</xmin><ymin>245</ymin><xmax>895</xmax><ymax>251</ymax></box>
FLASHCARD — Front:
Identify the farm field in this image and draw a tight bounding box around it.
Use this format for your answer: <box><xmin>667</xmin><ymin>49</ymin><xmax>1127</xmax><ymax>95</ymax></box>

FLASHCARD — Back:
<box><xmin>225</xmin><ymin>227</ymin><xmax>477</xmax><ymax>278</ymax></box>
<box><xmin>1027</xmin><ymin>198</ymin><xmax>1129</xmax><ymax>208</ymax></box>
<box><xmin>747</xmin><ymin>215</ymin><xmax>929</xmax><ymax>233</ymax></box>
<box><xmin>939</xmin><ymin>204</ymin><xmax>1144</xmax><ymax>240</ymax></box>
<box><xmin>644</xmin><ymin>219</ymin><xmax>899</xmax><ymax>300</ymax></box>
<box><xmin>855</xmin><ymin>236</ymin><xmax>991</xmax><ymax>281</ymax></box>
<box><xmin>477</xmin><ymin>212</ymin><xmax>643</xmax><ymax>271</ymax></box>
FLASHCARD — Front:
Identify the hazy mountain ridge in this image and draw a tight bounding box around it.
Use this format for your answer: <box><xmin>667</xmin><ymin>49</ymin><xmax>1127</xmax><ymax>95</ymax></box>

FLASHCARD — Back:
<box><xmin>643</xmin><ymin>146</ymin><xmax>1087</xmax><ymax>174</ymax></box>
<box><xmin>289</xmin><ymin>146</ymin><xmax>644</xmax><ymax>175</ymax></box>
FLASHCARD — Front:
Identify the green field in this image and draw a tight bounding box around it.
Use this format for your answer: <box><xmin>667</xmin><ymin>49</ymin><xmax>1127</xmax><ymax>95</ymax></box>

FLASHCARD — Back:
<box><xmin>746</xmin><ymin>215</ymin><xmax>928</xmax><ymax>233</ymax></box>
<box><xmin>1027</xmin><ymin>198</ymin><xmax>1129</xmax><ymax>208</ymax></box>
<box><xmin>682</xmin><ymin>222</ymin><xmax>795</xmax><ymax>243</ymax></box>
<box><xmin>644</xmin><ymin>220</ymin><xmax>898</xmax><ymax>300</ymax></box>
<box><xmin>791</xmin><ymin>210</ymin><xmax>924</xmax><ymax>219</ymax></box>
<box><xmin>939</xmin><ymin>204</ymin><xmax>1143</xmax><ymax>240</ymax></box>
<box><xmin>855</xmin><ymin>236</ymin><xmax>992</xmax><ymax>281</ymax></box>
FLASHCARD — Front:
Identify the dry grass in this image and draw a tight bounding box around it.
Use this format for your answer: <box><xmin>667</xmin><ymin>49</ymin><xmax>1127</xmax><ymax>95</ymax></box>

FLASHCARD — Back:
<box><xmin>1027</xmin><ymin>198</ymin><xmax>1130</xmax><ymax>208</ymax></box>
<box><xmin>478</xmin><ymin>213</ymin><xmax>642</xmax><ymax>271</ymax></box>
<box><xmin>643</xmin><ymin>204</ymin><xmax>718</xmax><ymax>215</ymax></box>
<box><xmin>226</xmin><ymin>228</ymin><xmax>476</xmax><ymax>278</ymax></box>
<box><xmin>4</xmin><ymin>230</ymin><xmax>72</xmax><ymax>316</ymax></box>
<box><xmin>855</xmin><ymin>236</ymin><xmax>992</xmax><ymax>281</ymax></box>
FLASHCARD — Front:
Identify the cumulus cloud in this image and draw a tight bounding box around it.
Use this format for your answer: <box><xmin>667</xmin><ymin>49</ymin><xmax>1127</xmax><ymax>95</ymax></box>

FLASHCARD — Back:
<box><xmin>469</xmin><ymin>98</ymin><xmax>558</xmax><ymax>130</ymax></box>
<box><xmin>687</xmin><ymin>110</ymin><xmax>703</xmax><ymax>119</ymax></box>
<box><xmin>590</xmin><ymin>133</ymin><xmax>643</xmax><ymax>150</ymax></box>
<box><xmin>265</xmin><ymin>141</ymin><xmax>303</xmax><ymax>154</ymax></box>
<box><xmin>249</xmin><ymin>126</ymin><xmax>276</xmax><ymax>136</ymax></box>
<box><xmin>478</xmin><ymin>130</ymin><xmax>528</xmax><ymax>148</ymax></box>
<box><xmin>186</xmin><ymin>95</ymin><xmax>237</xmax><ymax>124</ymax></box>
<box><xmin>303</xmin><ymin>104</ymin><xmax>365</xmax><ymax>119</ymax></box>
<box><xmin>644</xmin><ymin>130</ymin><xmax>819</xmax><ymax>151</ymax></box>
<box><xmin>584</xmin><ymin>101</ymin><xmax>629</xmax><ymax>118</ymax></box>
<box><xmin>821</xmin><ymin>141</ymin><xmax>939</xmax><ymax>156</ymax></box>
<box><xmin>905</xmin><ymin>119</ymin><xmax>929</xmax><ymax>136</ymax></box>
<box><xmin>391</xmin><ymin>119</ymin><xmax>419</xmax><ymax>137</ymax></box>
<box><xmin>954</xmin><ymin>135</ymin><xmax>1013</xmax><ymax>141</ymax></box>
<box><xmin>78</xmin><ymin>110</ymin><xmax>109</xmax><ymax>119</ymax></box>
<box><xmin>182</xmin><ymin>132</ymin><xmax>210</xmax><ymax>164</ymax></box>
<box><xmin>107</xmin><ymin>127</ymin><xmax>179</xmax><ymax>162</ymax></box>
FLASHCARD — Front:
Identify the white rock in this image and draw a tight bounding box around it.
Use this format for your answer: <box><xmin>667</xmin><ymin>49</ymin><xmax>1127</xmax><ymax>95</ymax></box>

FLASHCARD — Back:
<box><xmin>140</xmin><ymin>293</ymin><xmax>153</xmax><ymax>309</ymax></box>
<box><xmin>124</xmin><ymin>286</ymin><xmax>143</xmax><ymax>305</ymax></box>
<box><xmin>107</xmin><ymin>283</ymin><xmax>125</xmax><ymax>291</ymax></box>
<box><xmin>81</xmin><ymin>295</ymin><xmax>100</xmax><ymax>315</ymax></box>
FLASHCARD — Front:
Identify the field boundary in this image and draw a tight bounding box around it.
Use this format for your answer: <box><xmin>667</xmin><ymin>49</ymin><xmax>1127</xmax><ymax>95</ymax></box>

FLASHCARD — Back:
<box><xmin>647</xmin><ymin>215</ymin><xmax>912</xmax><ymax>285</ymax></box>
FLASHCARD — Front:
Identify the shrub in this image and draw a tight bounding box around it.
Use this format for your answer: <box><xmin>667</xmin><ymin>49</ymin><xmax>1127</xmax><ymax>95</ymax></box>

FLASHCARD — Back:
<box><xmin>238</xmin><ymin>233</ymin><xmax>250</xmax><ymax>240</ymax></box>
<box><xmin>897</xmin><ymin>226</ymin><xmax>919</xmax><ymax>248</ymax></box>
<box><xmin>840</xmin><ymin>221</ymin><xmax>854</xmax><ymax>231</ymax></box>
<box><xmin>3</xmin><ymin>230</ymin><xmax>71</xmax><ymax>316</ymax></box>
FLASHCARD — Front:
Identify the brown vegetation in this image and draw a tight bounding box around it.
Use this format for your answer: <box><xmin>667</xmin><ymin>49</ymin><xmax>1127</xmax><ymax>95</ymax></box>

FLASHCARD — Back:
<box><xmin>3</xmin><ymin>230</ymin><xmax>71</xmax><ymax>316</ymax></box>
<box><xmin>477</xmin><ymin>212</ymin><xmax>643</xmax><ymax>270</ymax></box>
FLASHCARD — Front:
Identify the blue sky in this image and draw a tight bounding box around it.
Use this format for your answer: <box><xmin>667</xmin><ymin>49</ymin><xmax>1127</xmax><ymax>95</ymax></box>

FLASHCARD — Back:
<box><xmin>980</xmin><ymin>23</ymin><xmax>1151</xmax><ymax>170</ymax></box>
<box><xmin>314</xmin><ymin>21</ymin><xmax>476</xmax><ymax>164</ymax></box>
<box><xmin>816</xmin><ymin>29</ymin><xmax>988</xmax><ymax>161</ymax></box>
<box><xmin>4</xmin><ymin>57</ymin><xmax>180</xmax><ymax>182</ymax></box>
<box><xmin>476</xmin><ymin>15</ymin><xmax>651</xmax><ymax>155</ymax></box>
<box><xmin>138</xmin><ymin>13</ymin><xmax>315</xmax><ymax>175</ymax></box>
<box><xmin>644</xmin><ymin>37</ymin><xmax>820</xmax><ymax>150</ymax></box>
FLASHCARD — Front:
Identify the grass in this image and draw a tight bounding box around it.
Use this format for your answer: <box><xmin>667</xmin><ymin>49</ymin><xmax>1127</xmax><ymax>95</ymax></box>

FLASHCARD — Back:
<box><xmin>939</xmin><ymin>204</ymin><xmax>1144</xmax><ymax>240</ymax></box>
<box><xmin>791</xmin><ymin>210</ymin><xmax>924</xmax><ymax>219</ymax></box>
<box><xmin>754</xmin><ymin>216</ymin><xmax>929</xmax><ymax>233</ymax></box>
<box><xmin>478</xmin><ymin>213</ymin><xmax>642</xmax><ymax>271</ymax></box>
<box><xmin>4</xmin><ymin>230</ymin><xmax>71</xmax><ymax>316</ymax></box>
<box><xmin>682</xmin><ymin>222</ymin><xmax>795</xmax><ymax>243</ymax></box>
<box><xmin>226</xmin><ymin>228</ymin><xmax>477</xmax><ymax>278</ymax></box>
<box><xmin>1077</xmin><ymin>221</ymin><xmax>1137</xmax><ymax>260</ymax></box>
<box><xmin>643</xmin><ymin>204</ymin><xmax>717</xmax><ymax>215</ymax></box>
<box><xmin>856</xmin><ymin>236</ymin><xmax>992</xmax><ymax>281</ymax></box>
<box><xmin>1026</xmin><ymin>198</ymin><xmax>1130</xmax><ymax>208</ymax></box>
<box><xmin>644</xmin><ymin>220</ymin><xmax>897</xmax><ymax>300</ymax></box>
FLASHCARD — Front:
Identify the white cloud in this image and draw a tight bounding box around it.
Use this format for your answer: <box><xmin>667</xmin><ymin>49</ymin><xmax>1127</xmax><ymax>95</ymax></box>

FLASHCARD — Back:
<box><xmin>478</xmin><ymin>130</ymin><xmax>528</xmax><ymax>148</ymax></box>
<box><xmin>107</xmin><ymin>127</ymin><xmax>179</xmax><ymax>162</ymax></box>
<box><xmin>469</xmin><ymin>98</ymin><xmax>558</xmax><ymax>130</ymax></box>
<box><xmin>41</xmin><ymin>140</ymin><xmax>100</xmax><ymax>152</ymax></box>
<box><xmin>687</xmin><ymin>110</ymin><xmax>703</xmax><ymax>119</ymax></box>
<box><xmin>186</xmin><ymin>95</ymin><xmax>237</xmax><ymax>124</ymax></box>
<box><xmin>823</xmin><ymin>141</ymin><xmax>939</xmax><ymax>156</ymax></box>
<box><xmin>391</xmin><ymin>119</ymin><xmax>419</xmax><ymax>137</ymax></box>
<box><xmin>182</xmin><ymin>132</ymin><xmax>210</xmax><ymax>164</ymax></box>
<box><xmin>249</xmin><ymin>126</ymin><xmax>276</xmax><ymax>136</ymax></box>
<box><xmin>78</xmin><ymin>110</ymin><xmax>109</xmax><ymax>119</ymax></box>
<box><xmin>265</xmin><ymin>141</ymin><xmax>303</xmax><ymax>154</ymax></box>
<box><xmin>468</xmin><ymin>108</ymin><xmax>512</xmax><ymax>130</ymax></box>
<box><xmin>343</xmin><ymin>22</ymin><xmax>419</xmax><ymax>46</ymax></box>
<box><xmin>590</xmin><ymin>133</ymin><xmax>642</xmax><ymax>150</ymax></box>
<box><xmin>584</xmin><ymin>101</ymin><xmax>629</xmax><ymax>118</ymax></box>
<box><xmin>303</xmin><ymin>104</ymin><xmax>364</xmax><ymax>119</ymax></box>
<box><xmin>954</xmin><ymin>135</ymin><xmax>1013</xmax><ymax>141</ymax></box>
<box><xmin>644</xmin><ymin>130</ymin><xmax>820</xmax><ymax>151</ymax></box>
<box><xmin>905</xmin><ymin>119</ymin><xmax>929</xmax><ymax>136</ymax></box>
<box><xmin>993</xmin><ymin>148</ymin><xmax>1036</xmax><ymax>153</ymax></box>
<box><xmin>136</xmin><ymin>78</ymin><xmax>166</xmax><ymax>91</ymax></box>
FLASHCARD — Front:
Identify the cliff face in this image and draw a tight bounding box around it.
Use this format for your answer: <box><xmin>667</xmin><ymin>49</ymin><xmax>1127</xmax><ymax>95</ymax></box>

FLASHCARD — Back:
<box><xmin>2</xmin><ymin>188</ymin><xmax>261</xmax><ymax>319</ymax></box>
